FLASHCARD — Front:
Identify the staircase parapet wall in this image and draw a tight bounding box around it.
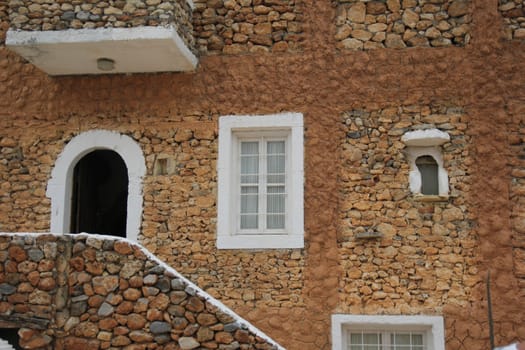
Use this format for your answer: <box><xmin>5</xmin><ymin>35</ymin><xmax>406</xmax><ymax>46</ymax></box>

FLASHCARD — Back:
<box><xmin>0</xmin><ymin>232</ymin><xmax>284</xmax><ymax>350</ymax></box>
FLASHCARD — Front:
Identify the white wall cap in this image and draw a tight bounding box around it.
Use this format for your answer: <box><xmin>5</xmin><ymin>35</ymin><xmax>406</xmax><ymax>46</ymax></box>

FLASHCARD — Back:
<box><xmin>401</xmin><ymin>129</ymin><xmax>450</xmax><ymax>147</ymax></box>
<box><xmin>6</xmin><ymin>26</ymin><xmax>198</xmax><ymax>75</ymax></box>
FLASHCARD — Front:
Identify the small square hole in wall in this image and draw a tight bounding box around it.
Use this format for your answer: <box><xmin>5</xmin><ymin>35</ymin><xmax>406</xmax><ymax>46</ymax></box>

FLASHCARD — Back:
<box><xmin>153</xmin><ymin>156</ymin><xmax>176</xmax><ymax>175</ymax></box>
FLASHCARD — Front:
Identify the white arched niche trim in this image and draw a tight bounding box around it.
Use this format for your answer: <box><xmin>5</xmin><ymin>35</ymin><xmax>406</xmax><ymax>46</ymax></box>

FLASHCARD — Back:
<box><xmin>46</xmin><ymin>130</ymin><xmax>146</xmax><ymax>242</ymax></box>
<box><xmin>402</xmin><ymin>129</ymin><xmax>450</xmax><ymax>197</ymax></box>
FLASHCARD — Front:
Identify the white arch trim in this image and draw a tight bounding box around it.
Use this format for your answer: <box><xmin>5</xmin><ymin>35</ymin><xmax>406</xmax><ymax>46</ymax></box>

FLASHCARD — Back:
<box><xmin>46</xmin><ymin>130</ymin><xmax>146</xmax><ymax>242</ymax></box>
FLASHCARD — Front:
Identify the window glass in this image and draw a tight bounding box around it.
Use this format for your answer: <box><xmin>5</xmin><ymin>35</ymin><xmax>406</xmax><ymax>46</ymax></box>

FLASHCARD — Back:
<box><xmin>416</xmin><ymin>155</ymin><xmax>439</xmax><ymax>195</ymax></box>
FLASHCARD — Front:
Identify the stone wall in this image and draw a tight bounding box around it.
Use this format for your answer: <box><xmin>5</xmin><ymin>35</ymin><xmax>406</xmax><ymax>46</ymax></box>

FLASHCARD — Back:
<box><xmin>508</xmin><ymin>104</ymin><xmax>525</xmax><ymax>287</ymax></box>
<box><xmin>0</xmin><ymin>233</ymin><xmax>283</xmax><ymax>350</ymax></box>
<box><xmin>500</xmin><ymin>0</ymin><xmax>525</xmax><ymax>40</ymax></box>
<box><xmin>192</xmin><ymin>0</ymin><xmax>303</xmax><ymax>54</ymax></box>
<box><xmin>335</xmin><ymin>0</ymin><xmax>471</xmax><ymax>49</ymax></box>
<box><xmin>338</xmin><ymin>105</ymin><xmax>479</xmax><ymax>336</ymax></box>
<box><xmin>6</xmin><ymin>0</ymin><xmax>195</xmax><ymax>53</ymax></box>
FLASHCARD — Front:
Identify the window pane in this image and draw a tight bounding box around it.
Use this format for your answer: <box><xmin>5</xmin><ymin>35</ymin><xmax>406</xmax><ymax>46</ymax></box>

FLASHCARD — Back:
<box><xmin>267</xmin><ymin>186</ymin><xmax>285</xmax><ymax>229</ymax></box>
<box><xmin>267</xmin><ymin>141</ymin><xmax>285</xmax><ymax>184</ymax></box>
<box><xmin>363</xmin><ymin>333</ymin><xmax>380</xmax><ymax>345</ymax></box>
<box><xmin>241</xmin><ymin>142</ymin><xmax>259</xmax><ymax>184</ymax></box>
<box><xmin>416</xmin><ymin>156</ymin><xmax>439</xmax><ymax>195</ymax></box>
<box><xmin>241</xmin><ymin>186</ymin><xmax>258</xmax><ymax>229</ymax></box>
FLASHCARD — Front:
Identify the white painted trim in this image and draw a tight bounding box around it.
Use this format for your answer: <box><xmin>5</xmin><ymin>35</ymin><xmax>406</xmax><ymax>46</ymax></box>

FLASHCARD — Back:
<box><xmin>46</xmin><ymin>130</ymin><xmax>146</xmax><ymax>242</ymax></box>
<box><xmin>6</xmin><ymin>26</ymin><xmax>198</xmax><ymax>75</ymax></box>
<box><xmin>331</xmin><ymin>314</ymin><xmax>445</xmax><ymax>350</ymax></box>
<box><xmin>401</xmin><ymin>129</ymin><xmax>450</xmax><ymax>147</ymax></box>
<box><xmin>406</xmin><ymin>146</ymin><xmax>449</xmax><ymax>196</ymax></box>
<box><xmin>217</xmin><ymin>113</ymin><xmax>304</xmax><ymax>249</ymax></box>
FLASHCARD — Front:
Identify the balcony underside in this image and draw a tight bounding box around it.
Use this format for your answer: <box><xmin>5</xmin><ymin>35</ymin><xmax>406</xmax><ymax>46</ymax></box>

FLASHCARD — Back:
<box><xmin>6</xmin><ymin>26</ymin><xmax>198</xmax><ymax>75</ymax></box>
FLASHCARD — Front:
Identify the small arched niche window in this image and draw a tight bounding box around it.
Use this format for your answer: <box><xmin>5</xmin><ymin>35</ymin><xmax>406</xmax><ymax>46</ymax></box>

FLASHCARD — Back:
<box><xmin>402</xmin><ymin>129</ymin><xmax>450</xmax><ymax>199</ymax></box>
<box><xmin>415</xmin><ymin>155</ymin><xmax>439</xmax><ymax>195</ymax></box>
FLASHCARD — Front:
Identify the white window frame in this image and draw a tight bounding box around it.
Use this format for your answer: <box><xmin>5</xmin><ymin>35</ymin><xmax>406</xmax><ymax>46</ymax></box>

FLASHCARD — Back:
<box><xmin>217</xmin><ymin>113</ymin><xmax>304</xmax><ymax>249</ymax></box>
<box><xmin>46</xmin><ymin>130</ymin><xmax>146</xmax><ymax>242</ymax></box>
<box><xmin>401</xmin><ymin>129</ymin><xmax>450</xmax><ymax>197</ymax></box>
<box><xmin>331</xmin><ymin>315</ymin><xmax>445</xmax><ymax>350</ymax></box>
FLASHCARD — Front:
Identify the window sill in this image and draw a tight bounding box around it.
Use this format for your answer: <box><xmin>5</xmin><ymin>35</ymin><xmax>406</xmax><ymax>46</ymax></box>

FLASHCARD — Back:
<box><xmin>413</xmin><ymin>194</ymin><xmax>449</xmax><ymax>202</ymax></box>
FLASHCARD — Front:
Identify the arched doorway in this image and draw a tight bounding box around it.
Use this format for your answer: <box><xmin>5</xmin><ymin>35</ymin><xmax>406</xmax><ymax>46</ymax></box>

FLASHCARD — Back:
<box><xmin>70</xmin><ymin>150</ymin><xmax>128</xmax><ymax>237</ymax></box>
<box><xmin>47</xmin><ymin>130</ymin><xmax>146</xmax><ymax>241</ymax></box>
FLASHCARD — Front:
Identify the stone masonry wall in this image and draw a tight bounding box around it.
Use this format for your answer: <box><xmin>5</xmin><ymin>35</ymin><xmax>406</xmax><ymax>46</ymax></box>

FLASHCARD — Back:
<box><xmin>0</xmin><ymin>233</ymin><xmax>283</xmax><ymax>350</ymax></box>
<box><xmin>192</xmin><ymin>0</ymin><xmax>304</xmax><ymax>54</ymax></box>
<box><xmin>500</xmin><ymin>0</ymin><xmax>525</xmax><ymax>40</ymax></box>
<box><xmin>339</xmin><ymin>106</ymin><xmax>480</xmax><ymax>344</ymax></box>
<box><xmin>139</xmin><ymin>118</ymin><xmax>304</xmax><ymax>310</ymax></box>
<box><xmin>335</xmin><ymin>0</ymin><xmax>471</xmax><ymax>49</ymax></box>
<box><xmin>0</xmin><ymin>114</ymin><xmax>305</xmax><ymax>311</ymax></box>
<box><xmin>508</xmin><ymin>104</ymin><xmax>525</xmax><ymax>289</ymax></box>
<box><xmin>6</xmin><ymin>0</ymin><xmax>195</xmax><ymax>53</ymax></box>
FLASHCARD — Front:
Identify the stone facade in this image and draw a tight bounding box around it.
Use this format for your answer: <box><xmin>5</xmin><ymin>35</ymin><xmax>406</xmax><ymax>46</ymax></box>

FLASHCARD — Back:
<box><xmin>192</xmin><ymin>0</ymin><xmax>303</xmax><ymax>54</ymax></box>
<box><xmin>500</xmin><ymin>0</ymin><xmax>525</xmax><ymax>40</ymax></box>
<box><xmin>1</xmin><ymin>0</ymin><xmax>525</xmax><ymax>347</ymax></box>
<box><xmin>6</xmin><ymin>0</ymin><xmax>195</xmax><ymax>53</ymax></box>
<box><xmin>335</xmin><ymin>0</ymin><xmax>471</xmax><ymax>49</ymax></box>
<box><xmin>339</xmin><ymin>106</ymin><xmax>477</xmax><ymax>315</ymax></box>
<box><xmin>0</xmin><ymin>233</ymin><xmax>282</xmax><ymax>350</ymax></box>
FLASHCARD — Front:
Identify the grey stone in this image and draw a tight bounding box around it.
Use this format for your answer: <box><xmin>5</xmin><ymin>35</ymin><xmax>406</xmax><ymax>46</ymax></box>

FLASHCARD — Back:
<box><xmin>150</xmin><ymin>321</ymin><xmax>171</xmax><ymax>334</ymax></box>
<box><xmin>0</xmin><ymin>283</ymin><xmax>16</xmax><ymax>295</ymax></box>
<box><xmin>98</xmin><ymin>302</ymin><xmax>114</xmax><ymax>317</ymax></box>
<box><xmin>143</xmin><ymin>274</ymin><xmax>158</xmax><ymax>286</ymax></box>
<box><xmin>102</xmin><ymin>240</ymin><xmax>114</xmax><ymax>250</ymax></box>
<box><xmin>61</xmin><ymin>11</ymin><xmax>75</xmax><ymax>20</ymax></box>
<box><xmin>76</xmin><ymin>11</ymin><xmax>90</xmax><ymax>20</ymax></box>
<box><xmin>72</xmin><ymin>242</ymin><xmax>86</xmax><ymax>254</ymax></box>
<box><xmin>179</xmin><ymin>337</ymin><xmax>200</xmax><ymax>350</ymax></box>
<box><xmin>224</xmin><ymin>322</ymin><xmax>241</xmax><ymax>332</ymax></box>
<box><xmin>28</xmin><ymin>249</ymin><xmax>44</xmax><ymax>262</ymax></box>
<box><xmin>171</xmin><ymin>278</ymin><xmax>186</xmax><ymax>290</ymax></box>
<box><xmin>219</xmin><ymin>342</ymin><xmax>240</xmax><ymax>350</ymax></box>
<box><xmin>70</xmin><ymin>301</ymin><xmax>87</xmax><ymax>316</ymax></box>
<box><xmin>147</xmin><ymin>265</ymin><xmax>165</xmax><ymax>274</ymax></box>
<box><xmin>156</xmin><ymin>277</ymin><xmax>171</xmax><ymax>292</ymax></box>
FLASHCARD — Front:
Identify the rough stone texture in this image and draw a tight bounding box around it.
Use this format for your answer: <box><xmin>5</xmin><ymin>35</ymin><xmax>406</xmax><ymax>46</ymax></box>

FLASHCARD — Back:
<box><xmin>339</xmin><ymin>106</ymin><xmax>478</xmax><ymax>315</ymax></box>
<box><xmin>335</xmin><ymin>0</ymin><xmax>471</xmax><ymax>49</ymax></box>
<box><xmin>499</xmin><ymin>0</ymin><xmax>525</xmax><ymax>40</ymax></box>
<box><xmin>192</xmin><ymin>0</ymin><xmax>304</xmax><ymax>54</ymax></box>
<box><xmin>6</xmin><ymin>0</ymin><xmax>196</xmax><ymax>54</ymax></box>
<box><xmin>1</xmin><ymin>0</ymin><xmax>525</xmax><ymax>348</ymax></box>
<box><xmin>0</xmin><ymin>233</ymin><xmax>281</xmax><ymax>350</ymax></box>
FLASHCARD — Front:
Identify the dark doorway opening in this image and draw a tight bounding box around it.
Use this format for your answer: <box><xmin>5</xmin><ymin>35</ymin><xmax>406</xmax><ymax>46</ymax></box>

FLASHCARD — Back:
<box><xmin>0</xmin><ymin>328</ymin><xmax>21</xmax><ymax>350</ymax></box>
<box><xmin>70</xmin><ymin>150</ymin><xmax>128</xmax><ymax>237</ymax></box>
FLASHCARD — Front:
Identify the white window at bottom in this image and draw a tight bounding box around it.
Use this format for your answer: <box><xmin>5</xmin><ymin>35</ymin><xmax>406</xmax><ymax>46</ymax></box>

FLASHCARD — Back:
<box><xmin>346</xmin><ymin>330</ymin><xmax>425</xmax><ymax>350</ymax></box>
<box><xmin>217</xmin><ymin>113</ymin><xmax>304</xmax><ymax>250</ymax></box>
<box><xmin>332</xmin><ymin>315</ymin><xmax>444</xmax><ymax>350</ymax></box>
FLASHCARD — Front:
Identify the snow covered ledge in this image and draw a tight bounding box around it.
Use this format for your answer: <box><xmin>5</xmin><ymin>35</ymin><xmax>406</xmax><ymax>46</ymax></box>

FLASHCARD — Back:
<box><xmin>5</xmin><ymin>26</ymin><xmax>198</xmax><ymax>75</ymax></box>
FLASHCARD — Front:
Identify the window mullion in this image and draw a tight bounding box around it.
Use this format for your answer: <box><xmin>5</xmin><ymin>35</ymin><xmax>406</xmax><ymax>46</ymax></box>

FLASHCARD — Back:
<box><xmin>260</xmin><ymin>137</ymin><xmax>267</xmax><ymax>232</ymax></box>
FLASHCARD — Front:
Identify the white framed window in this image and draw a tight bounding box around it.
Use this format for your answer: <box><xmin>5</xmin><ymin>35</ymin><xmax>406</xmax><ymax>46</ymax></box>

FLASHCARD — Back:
<box><xmin>332</xmin><ymin>315</ymin><xmax>445</xmax><ymax>350</ymax></box>
<box><xmin>217</xmin><ymin>113</ymin><xmax>304</xmax><ymax>249</ymax></box>
<box><xmin>401</xmin><ymin>129</ymin><xmax>450</xmax><ymax>198</ymax></box>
